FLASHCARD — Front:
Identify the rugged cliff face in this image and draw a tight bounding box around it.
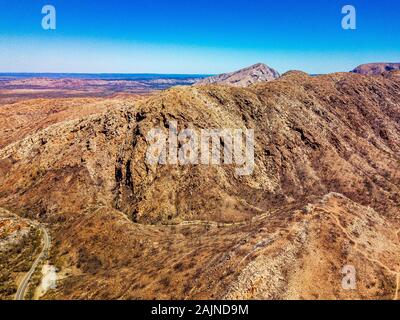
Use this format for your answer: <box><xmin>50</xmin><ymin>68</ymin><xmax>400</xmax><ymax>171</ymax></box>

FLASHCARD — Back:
<box><xmin>0</xmin><ymin>71</ymin><xmax>399</xmax><ymax>299</ymax></box>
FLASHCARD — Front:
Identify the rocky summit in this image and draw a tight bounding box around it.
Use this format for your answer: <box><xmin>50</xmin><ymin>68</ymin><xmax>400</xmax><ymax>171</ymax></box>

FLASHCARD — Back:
<box><xmin>196</xmin><ymin>63</ymin><xmax>280</xmax><ymax>87</ymax></box>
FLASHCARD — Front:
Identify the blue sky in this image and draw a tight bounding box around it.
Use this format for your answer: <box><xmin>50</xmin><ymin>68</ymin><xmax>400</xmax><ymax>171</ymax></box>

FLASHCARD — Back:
<box><xmin>0</xmin><ymin>0</ymin><xmax>399</xmax><ymax>74</ymax></box>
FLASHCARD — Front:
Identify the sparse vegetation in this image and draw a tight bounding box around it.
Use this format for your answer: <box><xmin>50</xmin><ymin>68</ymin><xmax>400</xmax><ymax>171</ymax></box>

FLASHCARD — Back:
<box><xmin>0</xmin><ymin>225</ymin><xmax>41</xmax><ymax>300</ymax></box>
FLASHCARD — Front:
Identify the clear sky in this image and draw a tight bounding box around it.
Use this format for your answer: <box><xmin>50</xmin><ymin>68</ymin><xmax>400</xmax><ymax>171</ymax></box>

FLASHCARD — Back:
<box><xmin>0</xmin><ymin>0</ymin><xmax>399</xmax><ymax>74</ymax></box>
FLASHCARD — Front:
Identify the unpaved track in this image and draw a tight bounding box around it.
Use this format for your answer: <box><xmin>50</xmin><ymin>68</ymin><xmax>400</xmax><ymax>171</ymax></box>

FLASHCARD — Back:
<box><xmin>15</xmin><ymin>226</ymin><xmax>50</xmax><ymax>300</ymax></box>
<box><xmin>324</xmin><ymin>209</ymin><xmax>400</xmax><ymax>300</ymax></box>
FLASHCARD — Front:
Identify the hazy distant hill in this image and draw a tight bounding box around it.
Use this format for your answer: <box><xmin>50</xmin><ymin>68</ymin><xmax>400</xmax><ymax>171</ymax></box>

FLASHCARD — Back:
<box><xmin>196</xmin><ymin>63</ymin><xmax>280</xmax><ymax>87</ymax></box>
<box><xmin>352</xmin><ymin>62</ymin><xmax>400</xmax><ymax>75</ymax></box>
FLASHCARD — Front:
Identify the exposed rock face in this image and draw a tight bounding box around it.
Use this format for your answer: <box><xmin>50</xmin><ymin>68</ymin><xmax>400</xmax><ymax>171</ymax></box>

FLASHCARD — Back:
<box><xmin>0</xmin><ymin>71</ymin><xmax>399</xmax><ymax>299</ymax></box>
<box><xmin>196</xmin><ymin>63</ymin><xmax>280</xmax><ymax>87</ymax></box>
<box><xmin>352</xmin><ymin>63</ymin><xmax>400</xmax><ymax>75</ymax></box>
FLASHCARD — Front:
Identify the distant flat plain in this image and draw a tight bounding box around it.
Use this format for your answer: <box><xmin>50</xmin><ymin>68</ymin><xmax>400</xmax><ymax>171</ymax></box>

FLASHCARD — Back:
<box><xmin>0</xmin><ymin>73</ymin><xmax>208</xmax><ymax>105</ymax></box>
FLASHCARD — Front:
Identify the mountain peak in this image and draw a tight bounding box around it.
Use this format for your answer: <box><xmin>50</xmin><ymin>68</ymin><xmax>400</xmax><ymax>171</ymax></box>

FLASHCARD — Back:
<box><xmin>196</xmin><ymin>63</ymin><xmax>280</xmax><ymax>87</ymax></box>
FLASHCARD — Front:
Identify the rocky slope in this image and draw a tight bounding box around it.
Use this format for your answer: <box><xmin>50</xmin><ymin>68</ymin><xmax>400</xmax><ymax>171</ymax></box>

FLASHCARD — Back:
<box><xmin>196</xmin><ymin>63</ymin><xmax>280</xmax><ymax>87</ymax></box>
<box><xmin>0</xmin><ymin>95</ymin><xmax>144</xmax><ymax>149</ymax></box>
<box><xmin>352</xmin><ymin>63</ymin><xmax>400</xmax><ymax>75</ymax></box>
<box><xmin>0</xmin><ymin>71</ymin><xmax>399</xmax><ymax>299</ymax></box>
<box><xmin>0</xmin><ymin>208</ymin><xmax>42</xmax><ymax>300</ymax></box>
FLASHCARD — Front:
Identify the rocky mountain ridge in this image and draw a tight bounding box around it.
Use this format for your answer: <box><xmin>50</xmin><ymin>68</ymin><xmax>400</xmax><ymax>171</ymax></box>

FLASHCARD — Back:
<box><xmin>0</xmin><ymin>70</ymin><xmax>399</xmax><ymax>299</ymax></box>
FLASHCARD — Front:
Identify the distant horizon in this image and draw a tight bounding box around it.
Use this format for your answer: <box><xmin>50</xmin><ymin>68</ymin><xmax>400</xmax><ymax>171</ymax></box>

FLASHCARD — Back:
<box><xmin>0</xmin><ymin>72</ymin><xmax>210</xmax><ymax>76</ymax></box>
<box><xmin>0</xmin><ymin>72</ymin><xmax>211</xmax><ymax>81</ymax></box>
<box><xmin>1</xmin><ymin>59</ymin><xmax>400</xmax><ymax>79</ymax></box>
<box><xmin>0</xmin><ymin>59</ymin><xmax>397</xmax><ymax>78</ymax></box>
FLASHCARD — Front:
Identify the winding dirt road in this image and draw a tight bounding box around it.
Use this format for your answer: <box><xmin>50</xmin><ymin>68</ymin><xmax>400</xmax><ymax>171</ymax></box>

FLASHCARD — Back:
<box><xmin>15</xmin><ymin>226</ymin><xmax>50</xmax><ymax>300</ymax></box>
